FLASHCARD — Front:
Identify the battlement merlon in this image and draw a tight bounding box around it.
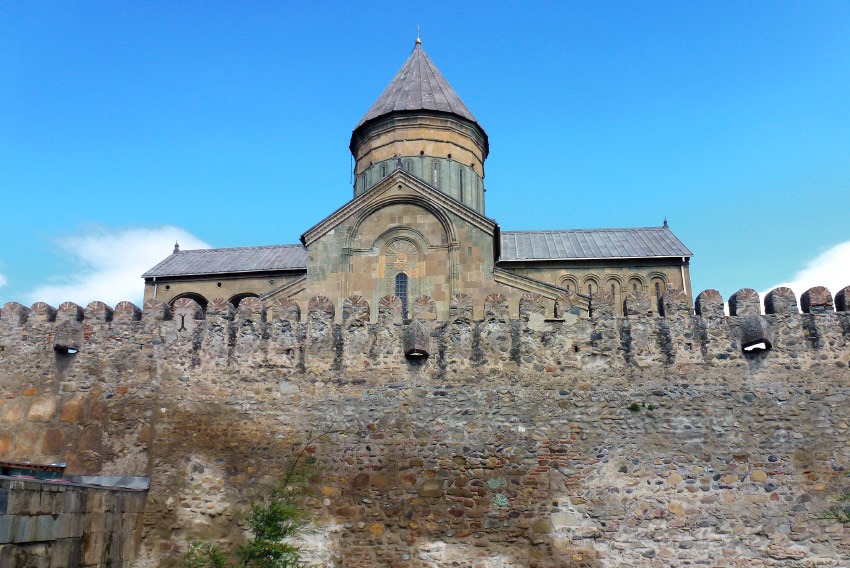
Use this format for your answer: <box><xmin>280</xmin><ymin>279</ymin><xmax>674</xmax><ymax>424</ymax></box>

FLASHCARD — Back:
<box><xmin>1</xmin><ymin>285</ymin><xmax>849</xmax><ymax>379</ymax></box>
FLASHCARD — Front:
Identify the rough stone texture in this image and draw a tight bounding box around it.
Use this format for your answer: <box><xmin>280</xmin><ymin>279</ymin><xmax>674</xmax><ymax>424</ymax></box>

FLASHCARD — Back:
<box><xmin>765</xmin><ymin>286</ymin><xmax>798</xmax><ymax>314</ymax></box>
<box><xmin>0</xmin><ymin>291</ymin><xmax>849</xmax><ymax>567</ymax></box>
<box><xmin>519</xmin><ymin>293</ymin><xmax>545</xmax><ymax>321</ymax></box>
<box><xmin>113</xmin><ymin>301</ymin><xmax>142</xmax><ymax>321</ymax></box>
<box><xmin>740</xmin><ymin>315</ymin><xmax>773</xmax><ymax>350</ymax></box>
<box><xmin>30</xmin><ymin>302</ymin><xmax>57</xmax><ymax>323</ymax></box>
<box><xmin>623</xmin><ymin>290</ymin><xmax>652</xmax><ymax>317</ymax></box>
<box><xmin>449</xmin><ymin>293</ymin><xmax>473</xmax><ymax>321</ymax></box>
<box><xmin>660</xmin><ymin>284</ymin><xmax>690</xmax><ymax>318</ymax></box>
<box><xmin>590</xmin><ymin>292</ymin><xmax>614</xmax><ymax>318</ymax></box>
<box><xmin>411</xmin><ymin>295</ymin><xmax>437</xmax><ymax>320</ymax></box>
<box><xmin>802</xmin><ymin>286</ymin><xmax>834</xmax><ymax>313</ymax></box>
<box><xmin>695</xmin><ymin>289</ymin><xmax>724</xmax><ymax>317</ymax></box>
<box><xmin>838</xmin><ymin>286</ymin><xmax>850</xmax><ymax>312</ymax></box>
<box><xmin>729</xmin><ymin>288</ymin><xmax>760</xmax><ymax>316</ymax></box>
<box><xmin>403</xmin><ymin>319</ymin><xmax>429</xmax><ymax>358</ymax></box>
<box><xmin>0</xmin><ymin>478</ymin><xmax>145</xmax><ymax>568</ymax></box>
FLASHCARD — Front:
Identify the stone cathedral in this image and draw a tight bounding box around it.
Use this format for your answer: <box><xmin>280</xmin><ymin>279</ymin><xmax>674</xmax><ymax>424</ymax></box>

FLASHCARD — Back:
<box><xmin>143</xmin><ymin>39</ymin><xmax>693</xmax><ymax>320</ymax></box>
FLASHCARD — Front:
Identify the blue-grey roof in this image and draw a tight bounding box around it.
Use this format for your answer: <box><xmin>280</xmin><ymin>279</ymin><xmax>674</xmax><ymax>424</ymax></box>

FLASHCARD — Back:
<box><xmin>142</xmin><ymin>245</ymin><xmax>307</xmax><ymax>278</ymax></box>
<box><xmin>355</xmin><ymin>41</ymin><xmax>480</xmax><ymax>130</ymax></box>
<box><xmin>499</xmin><ymin>227</ymin><xmax>693</xmax><ymax>261</ymax></box>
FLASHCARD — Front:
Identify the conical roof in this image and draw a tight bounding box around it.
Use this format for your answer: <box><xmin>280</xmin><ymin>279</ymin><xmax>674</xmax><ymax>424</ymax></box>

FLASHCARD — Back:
<box><xmin>354</xmin><ymin>41</ymin><xmax>481</xmax><ymax>130</ymax></box>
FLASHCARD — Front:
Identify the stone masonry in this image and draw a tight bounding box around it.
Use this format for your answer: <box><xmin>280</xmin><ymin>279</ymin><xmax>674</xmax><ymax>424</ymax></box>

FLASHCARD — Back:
<box><xmin>1</xmin><ymin>285</ymin><xmax>849</xmax><ymax>567</ymax></box>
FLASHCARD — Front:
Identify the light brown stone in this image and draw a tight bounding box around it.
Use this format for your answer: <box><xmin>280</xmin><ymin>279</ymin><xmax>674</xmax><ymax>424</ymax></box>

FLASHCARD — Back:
<box><xmin>27</xmin><ymin>396</ymin><xmax>58</xmax><ymax>422</ymax></box>
<box><xmin>750</xmin><ymin>469</ymin><xmax>767</xmax><ymax>483</ymax></box>
<box><xmin>60</xmin><ymin>396</ymin><xmax>85</xmax><ymax>423</ymax></box>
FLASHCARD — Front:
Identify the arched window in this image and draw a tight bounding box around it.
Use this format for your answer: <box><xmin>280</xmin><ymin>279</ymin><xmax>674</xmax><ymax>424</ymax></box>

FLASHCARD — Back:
<box><xmin>588</xmin><ymin>283</ymin><xmax>593</xmax><ymax>295</ymax></box>
<box><xmin>405</xmin><ymin>160</ymin><xmax>412</xmax><ymax>173</ymax></box>
<box><xmin>459</xmin><ymin>168</ymin><xmax>464</xmax><ymax>202</ymax></box>
<box><xmin>611</xmin><ymin>284</ymin><xmax>616</xmax><ymax>297</ymax></box>
<box><xmin>395</xmin><ymin>273</ymin><xmax>409</xmax><ymax>319</ymax></box>
<box><xmin>432</xmin><ymin>161</ymin><xmax>439</xmax><ymax>187</ymax></box>
<box><xmin>381</xmin><ymin>164</ymin><xmax>387</xmax><ymax>178</ymax></box>
<box><xmin>655</xmin><ymin>282</ymin><xmax>661</xmax><ymax>299</ymax></box>
<box><xmin>633</xmin><ymin>283</ymin><xmax>638</xmax><ymax>293</ymax></box>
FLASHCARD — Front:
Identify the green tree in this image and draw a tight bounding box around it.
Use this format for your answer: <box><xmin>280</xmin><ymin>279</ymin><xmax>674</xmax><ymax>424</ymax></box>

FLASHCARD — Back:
<box><xmin>184</xmin><ymin>429</ymin><xmax>330</xmax><ymax>568</ymax></box>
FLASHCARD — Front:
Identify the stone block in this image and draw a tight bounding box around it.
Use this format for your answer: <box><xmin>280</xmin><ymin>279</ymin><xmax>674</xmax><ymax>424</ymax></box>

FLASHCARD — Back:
<box><xmin>84</xmin><ymin>301</ymin><xmax>113</xmax><ymax>322</ymax></box>
<box><xmin>449</xmin><ymin>293</ymin><xmax>473</xmax><ymax>320</ymax></box>
<box><xmin>40</xmin><ymin>429</ymin><xmax>65</xmax><ymax>455</ymax></box>
<box><xmin>173</xmin><ymin>297</ymin><xmax>205</xmax><ymax>335</ymax></box>
<box><xmin>404</xmin><ymin>319</ymin><xmax>429</xmax><ymax>358</ymax></box>
<box><xmin>27</xmin><ymin>397</ymin><xmax>58</xmax><ymax>422</ymax></box>
<box><xmin>342</xmin><ymin>295</ymin><xmax>369</xmax><ymax>327</ymax></box>
<box><xmin>418</xmin><ymin>479</ymin><xmax>444</xmax><ymax>498</ymax></box>
<box><xmin>142</xmin><ymin>299</ymin><xmax>171</xmax><ymax>321</ymax></box>
<box><xmin>729</xmin><ymin>288</ymin><xmax>760</xmax><ymax>316</ymax></box>
<box><xmin>29</xmin><ymin>302</ymin><xmax>57</xmax><ymax>323</ymax></box>
<box><xmin>53</xmin><ymin>319</ymin><xmax>83</xmax><ymax>353</ymax></box>
<box><xmin>13</xmin><ymin>515</ymin><xmax>35</xmax><ymax>543</ymax></box>
<box><xmin>623</xmin><ymin>290</ymin><xmax>652</xmax><ymax>317</ymax></box>
<box><xmin>57</xmin><ymin>302</ymin><xmax>84</xmax><ymax>322</ymax></box>
<box><xmin>378</xmin><ymin>295</ymin><xmax>402</xmax><ymax>323</ymax></box>
<box><xmin>484</xmin><ymin>293</ymin><xmax>508</xmax><ymax>321</ymax></box>
<box><xmin>34</xmin><ymin>514</ymin><xmax>59</xmax><ymax>542</ymax></box>
<box><xmin>695</xmin><ymin>289</ymin><xmax>724</xmax><ymax>317</ymax></box>
<box><xmin>113</xmin><ymin>301</ymin><xmax>142</xmax><ymax>321</ymax></box>
<box><xmin>60</xmin><ymin>396</ymin><xmax>85</xmax><ymax>423</ymax></box>
<box><xmin>271</xmin><ymin>296</ymin><xmax>300</xmax><ymax>325</ymax></box>
<box><xmin>411</xmin><ymin>295</ymin><xmax>436</xmax><ymax>320</ymax></box>
<box><xmin>590</xmin><ymin>292</ymin><xmax>614</xmax><ymax>318</ymax></box>
<box><xmin>764</xmin><ymin>287</ymin><xmax>797</xmax><ymax>314</ymax></box>
<box><xmin>0</xmin><ymin>435</ymin><xmax>11</xmax><ymax>459</ymax></box>
<box><xmin>519</xmin><ymin>292</ymin><xmax>545</xmax><ymax>320</ymax></box>
<box><xmin>308</xmin><ymin>295</ymin><xmax>334</xmax><ymax>323</ymax></box>
<box><xmin>554</xmin><ymin>292</ymin><xmax>580</xmax><ymax>317</ymax></box>
<box><xmin>1</xmin><ymin>302</ymin><xmax>30</xmax><ymax>324</ymax></box>
<box><xmin>0</xmin><ymin>515</ymin><xmax>13</xmax><ymax>543</ymax></box>
<box><xmin>13</xmin><ymin>431</ymin><xmax>39</xmax><ymax>460</ymax></box>
<box><xmin>801</xmin><ymin>286</ymin><xmax>833</xmax><ymax>313</ymax></box>
<box><xmin>836</xmin><ymin>285</ymin><xmax>850</xmax><ymax>311</ymax></box>
<box><xmin>741</xmin><ymin>315</ymin><xmax>772</xmax><ymax>351</ymax></box>
<box><xmin>660</xmin><ymin>285</ymin><xmax>690</xmax><ymax>318</ymax></box>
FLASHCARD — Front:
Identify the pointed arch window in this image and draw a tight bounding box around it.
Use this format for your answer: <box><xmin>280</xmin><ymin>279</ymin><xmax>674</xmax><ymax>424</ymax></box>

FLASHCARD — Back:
<box><xmin>395</xmin><ymin>273</ymin><xmax>409</xmax><ymax>319</ymax></box>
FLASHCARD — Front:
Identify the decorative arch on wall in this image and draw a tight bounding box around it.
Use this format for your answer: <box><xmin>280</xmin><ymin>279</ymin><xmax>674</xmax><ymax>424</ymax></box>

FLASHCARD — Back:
<box><xmin>228</xmin><ymin>292</ymin><xmax>259</xmax><ymax>307</ymax></box>
<box><xmin>582</xmin><ymin>275</ymin><xmax>600</xmax><ymax>296</ymax></box>
<box><xmin>169</xmin><ymin>292</ymin><xmax>209</xmax><ymax>312</ymax></box>
<box><xmin>559</xmin><ymin>275</ymin><xmax>578</xmax><ymax>293</ymax></box>
<box><xmin>605</xmin><ymin>276</ymin><xmax>623</xmax><ymax>301</ymax></box>
<box><xmin>627</xmin><ymin>273</ymin><xmax>647</xmax><ymax>294</ymax></box>
<box><xmin>648</xmin><ymin>272</ymin><xmax>668</xmax><ymax>304</ymax></box>
<box><xmin>344</xmin><ymin>194</ymin><xmax>458</xmax><ymax>251</ymax></box>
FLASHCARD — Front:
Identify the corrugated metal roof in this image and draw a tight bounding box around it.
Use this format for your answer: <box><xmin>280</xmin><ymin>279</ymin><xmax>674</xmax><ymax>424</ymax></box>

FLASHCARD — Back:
<box><xmin>499</xmin><ymin>227</ymin><xmax>693</xmax><ymax>261</ymax></box>
<box><xmin>142</xmin><ymin>245</ymin><xmax>307</xmax><ymax>278</ymax></box>
<box><xmin>355</xmin><ymin>42</ymin><xmax>481</xmax><ymax>129</ymax></box>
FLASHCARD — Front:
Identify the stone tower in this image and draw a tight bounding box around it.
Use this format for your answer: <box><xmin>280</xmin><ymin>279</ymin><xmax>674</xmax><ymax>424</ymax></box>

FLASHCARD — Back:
<box><xmin>349</xmin><ymin>38</ymin><xmax>489</xmax><ymax>213</ymax></box>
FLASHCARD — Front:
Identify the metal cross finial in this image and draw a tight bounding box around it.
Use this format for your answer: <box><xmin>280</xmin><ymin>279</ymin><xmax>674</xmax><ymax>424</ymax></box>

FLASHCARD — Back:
<box><xmin>416</xmin><ymin>26</ymin><xmax>421</xmax><ymax>44</ymax></box>
<box><xmin>173</xmin><ymin>241</ymin><xmax>180</xmax><ymax>254</ymax></box>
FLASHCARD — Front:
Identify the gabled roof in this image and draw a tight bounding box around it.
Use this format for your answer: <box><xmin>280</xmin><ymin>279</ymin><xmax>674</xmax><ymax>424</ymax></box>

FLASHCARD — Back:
<box><xmin>354</xmin><ymin>41</ymin><xmax>481</xmax><ymax>130</ymax></box>
<box><xmin>499</xmin><ymin>227</ymin><xmax>693</xmax><ymax>261</ymax></box>
<box><xmin>301</xmin><ymin>168</ymin><xmax>497</xmax><ymax>247</ymax></box>
<box><xmin>142</xmin><ymin>245</ymin><xmax>307</xmax><ymax>278</ymax></box>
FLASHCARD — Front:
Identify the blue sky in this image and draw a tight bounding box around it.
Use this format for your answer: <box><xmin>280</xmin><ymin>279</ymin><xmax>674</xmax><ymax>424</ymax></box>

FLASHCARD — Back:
<box><xmin>1</xmin><ymin>1</ymin><xmax>849</xmax><ymax>307</ymax></box>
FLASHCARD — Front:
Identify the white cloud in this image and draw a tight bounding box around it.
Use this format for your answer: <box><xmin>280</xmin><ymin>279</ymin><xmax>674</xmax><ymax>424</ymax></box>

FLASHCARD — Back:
<box><xmin>760</xmin><ymin>240</ymin><xmax>850</xmax><ymax>305</ymax></box>
<box><xmin>27</xmin><ymin>226</ymin><xmax>210</xmax><ymax>307</ymax></box>
<box><xmin>0</xmin><ymin>273</ymin><xmax>6</xmax><ymax>288</ymax></box>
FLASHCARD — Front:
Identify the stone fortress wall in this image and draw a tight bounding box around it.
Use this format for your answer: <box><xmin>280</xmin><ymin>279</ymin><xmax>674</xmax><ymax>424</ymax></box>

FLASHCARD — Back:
<box><xmin>1</xmin><ymin>283</ymin><xmax>849</xmax><ymax>567</ymax></box>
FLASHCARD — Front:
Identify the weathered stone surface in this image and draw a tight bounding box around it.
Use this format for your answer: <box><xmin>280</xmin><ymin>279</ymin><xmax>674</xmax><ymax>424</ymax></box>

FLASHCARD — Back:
<box><xmin>1</xmin><ymin>302</ymin><xmax>30</xmax><ymax>324</ymax></box>
<box><xmin>740</xmin><ymin>315</ymin><xmax>773</xmax><ymax>350</ymax></box>
<box><xmin>836</xmin><ymin>285</ymin><xmax>850</xmax><ymax>312</ymax></box>
<box><xmin>449</xmin><ymin>293</ymin><xmax>473</xmax><ymax>320</ymax></box>
<box><xmin>411</xmin><ymin>295</ymin><xmax>436</xmax><ymax>320</ymax></box>
<box><xmin>484</xmin><ymin>293</ymin><xmax>508</xmax><ymax>320</ymax></box>
<box><xmin>660</xmin><ymin>284</ymin><xmax>690</xmax><ymax>318</ymax></box>
<box><xmin>519</xmin><ymin>293</ymin><xmax>545</xmax><ymax>320</ymax></box>
<box><xmin>84</xmin><ymin>301</ymin><xmax>113</xmax><ymax>322</ymax></box>
<box><xmin>695</xmin><ymin>289</ymin><xmax>723</xmax><ymax>317</ymax></box>
<box><xmin>342</xmin><ymin>295</ymin><xmax>369</xmax><ymax>327</ymax></box>
<box><xmin>113</xmin><ymin>300</ymin><xmax>142</xmax><ymax>321</ymax></box>
<box><xmin>403</xmin><ymin>319</ymin><xmax>429</xmax><ymax>358</ymax></box>
<box><xmin>378</xmin><ymin>295</ymin><xmax>402</xmax><ymax>323</ymax></box>
<box><xmin>729</xmin><ymin>288</ymin><xmax>760</xmax><ymax>316</ymax></box>
<box><xmin>623</xmin><ymin>290</ymin><xmax>652</xmax><ymax>317</ymax></box>
<box><xmin>764</xmin><ymin>286</ymin><xmax>798</xmax><ymax>314</ymax></box>
<box><xmin>590</xmin><ymin>292</ymin><xmax>614</xmax><ymax>318</ymax></box>
<box><xmin>29</xmin><ymin>302</ymin><xmax>57</xmax><ymax>322</ymax></box>
<box><xmin>27</xmin><ymin>397</ymin><xmax>58</xmax><ymax>422</ymax></box>
<box><xmin>801</xmin><ymin>286</ymin><xmax>833</xmax><ymax>313</ymax></box>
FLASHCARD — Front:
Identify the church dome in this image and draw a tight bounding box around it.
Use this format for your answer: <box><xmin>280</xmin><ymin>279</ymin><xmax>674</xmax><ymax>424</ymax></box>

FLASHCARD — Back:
<box><xmin>350</xmin><ymin>40</ymin><xmax>489</xmax><ymax>213</ymax></box>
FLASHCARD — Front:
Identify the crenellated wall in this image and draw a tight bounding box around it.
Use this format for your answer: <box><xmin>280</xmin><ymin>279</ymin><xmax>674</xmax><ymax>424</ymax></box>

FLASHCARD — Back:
<box><xmin>1</xmin><ymin>285</ymin><xmax>849</xmax><ymax>567</ymax></box>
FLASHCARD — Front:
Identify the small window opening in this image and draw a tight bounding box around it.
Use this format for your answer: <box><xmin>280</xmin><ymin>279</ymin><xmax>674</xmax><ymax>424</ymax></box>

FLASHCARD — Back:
<box><xmin>633</xmin><ymin>283</ymin><xmax>638</xmax><ymax>293</ymax></box>
<box><xmin>459</xmin><ymin>168</ymin><xmax>464</xmax><ymax>202</ymax></box>
<box><xmin>611</xmin><ymin>284</ymin><xmax>616</xmax><ymax>297</ymax></box>
<box><xmin>395</xmin><ymin>273</ymin><xmax>409</xmax><ymax>319</ymax></box>
<box><xmin>405</xmin><ymin>160</ymin><xmax>412</xmax><ymax>172</ymax></box>
<box><xmin>432</xmin><ymin>161</ymin><xmax>439</xmax><ymax>187</ymax></box>
<box><xmin>655</xmin><ymin>282</ymin><xmax>660</xmax><ymax>299</ymax></box>
<box><xmin>165</xmin><ymin>285</ymin><xmax>170</xmax><ymax>290</ymax></box>
<box><xmin>217</xmin><ymin>282</ymin><xmax>222</xmax><ymax>288</ymax></box>
<box><xmin>588</xmin><ymin>284</ymin><xmax>593</xmax><ymax>295</ymax></box>
<box><xmin>566</xmin><ymin>284</ymin><xmax>571</xmax><ymax>292</ymax></box>
<box><xmin>381</xmin><ymin>164</ymin><xmax>387</xmax><ymax>178</ymax></box>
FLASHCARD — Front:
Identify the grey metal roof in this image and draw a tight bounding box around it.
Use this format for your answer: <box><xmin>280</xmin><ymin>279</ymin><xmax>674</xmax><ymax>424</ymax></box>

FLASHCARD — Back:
<box><xmin>142</xmin><ymin>245</ymin><xmax>307</xmax><ymax>278</ymax></box>
<box><xmin>499</xmin><ymin>227</ymin><xmax>693</xmax><ymax>261</ymax></box>
<box><xmin>355</xmin><ymin>41</ymin><xmax>480</xmax><ymax>129</ymax></box>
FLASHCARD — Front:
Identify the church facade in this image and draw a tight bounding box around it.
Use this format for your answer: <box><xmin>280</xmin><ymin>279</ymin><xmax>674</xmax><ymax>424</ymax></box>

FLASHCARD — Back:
<box><xmin>143</xmin><ymin>40</ymin><xmax>693</xmax><ymax>320</ymax></box>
